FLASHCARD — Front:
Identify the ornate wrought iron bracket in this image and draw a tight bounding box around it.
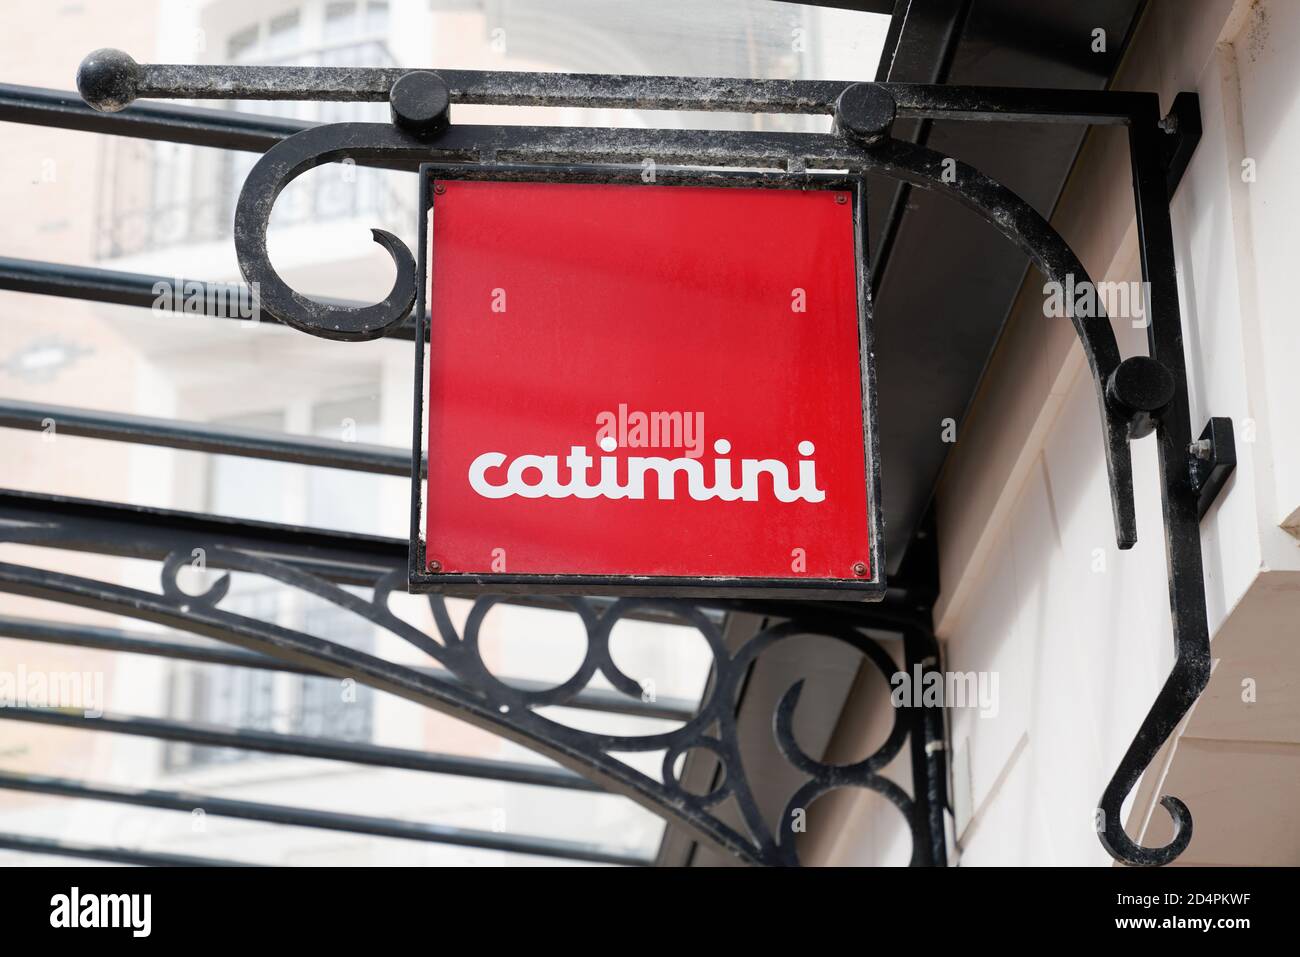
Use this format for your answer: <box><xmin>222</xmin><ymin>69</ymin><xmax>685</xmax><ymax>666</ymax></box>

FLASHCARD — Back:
<box><xmin>70</xmin><ymin>48</ymin><xmax>1227</xmax><ymax>865</ymax></box>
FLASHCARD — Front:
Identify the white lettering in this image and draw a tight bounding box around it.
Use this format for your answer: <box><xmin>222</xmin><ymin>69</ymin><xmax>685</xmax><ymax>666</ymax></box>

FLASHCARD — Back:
<box><xmin>51</xmin><ymin>887</ymin><xmax>151</xmax><ymax>938</ymax></box>
<box><xmin>467</xmin><ymin>436</ymin><xmax>825</xmax><ymax>504</ymax></box>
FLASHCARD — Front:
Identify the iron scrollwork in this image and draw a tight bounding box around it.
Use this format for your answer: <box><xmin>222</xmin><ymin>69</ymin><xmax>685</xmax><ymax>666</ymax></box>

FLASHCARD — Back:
<box><xmin>0</xmin><ymin>499</ymin><xmax>945</xmax><ymax>866</ymax></box>
<box><xmin>72</xmin><ymin>49</ymin><xmax>1221</xmax><ymax>866</ymax></box>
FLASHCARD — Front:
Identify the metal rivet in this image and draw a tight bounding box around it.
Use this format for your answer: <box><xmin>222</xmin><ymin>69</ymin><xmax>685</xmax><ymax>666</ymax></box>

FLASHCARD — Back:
<box><xmin>835</xmin><ymin>194</ymin><xmax>847</xmax><ymax>204</ymax></box>
<box><xmin>852</xmin><ymin>561</ymin><xmax>867</xmax><ymax>577</ymax></box>
<box><xmin>428</xmin><ymin>560</ymin><xmax>442</xmax><ymax>572</ymax></box>
<box><xmin>433</xmin><ymin>183</ymin><xmax>446</xmax><ymax>194</ymax></box>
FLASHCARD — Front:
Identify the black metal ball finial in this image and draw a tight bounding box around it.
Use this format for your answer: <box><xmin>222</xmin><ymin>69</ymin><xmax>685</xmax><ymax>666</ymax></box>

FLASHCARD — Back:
<box><xmin>77</xmin><ymin>48</ymin><xmax>141</xmax><ymax>113</ymax></box>
<box><xmin>389</xmin><ymin>71</ymin><xmax>450</xmax><ymax>139</ymax></box>
<box><xmin>834</xmin><ymin>82</ymin><xmax>896</xmax><ymax>146</ymax></box>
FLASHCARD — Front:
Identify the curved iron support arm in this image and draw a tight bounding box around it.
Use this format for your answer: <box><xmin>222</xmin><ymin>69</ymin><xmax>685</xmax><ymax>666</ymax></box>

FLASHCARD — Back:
<box><xmin>1088</xmin><ymin>112</ymin><xmax>1213</xmax><ymax>867</ymax></box>
<box><xmin>864</xmin><ymin>96</ymin><xmax>1211</xmax><ymax>867</ymax></box>
<box><xmin>864</xmin><ymin>100</ymin><xmax>1210</xmax><ymax>866</ymax></box>
<box><xmin>861</xmin><ymin>137</ymin><xmax>1136</xmax><ymax>550</ymax></box>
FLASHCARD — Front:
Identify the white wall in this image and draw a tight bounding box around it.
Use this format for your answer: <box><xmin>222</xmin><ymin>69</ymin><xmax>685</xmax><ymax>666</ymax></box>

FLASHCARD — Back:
<box><xmin>812</xmin><ymin>0</ymin><xmax>1300</xmax><ymax>866</ymax></box>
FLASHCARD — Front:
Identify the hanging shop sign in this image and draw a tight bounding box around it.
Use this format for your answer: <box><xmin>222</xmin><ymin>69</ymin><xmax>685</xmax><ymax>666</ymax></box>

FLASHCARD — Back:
<box><xmin>409</xmin><ymin>167</ymin><xmax>884</xmax><ymax>599</ymax></box>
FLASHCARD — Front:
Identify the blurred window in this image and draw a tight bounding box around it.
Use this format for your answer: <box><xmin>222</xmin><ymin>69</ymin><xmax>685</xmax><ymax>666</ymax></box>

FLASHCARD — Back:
<box><xmin>164</xmin><ymin>397</ymin><xmax>381</xmax><ymax>772</ymax></box>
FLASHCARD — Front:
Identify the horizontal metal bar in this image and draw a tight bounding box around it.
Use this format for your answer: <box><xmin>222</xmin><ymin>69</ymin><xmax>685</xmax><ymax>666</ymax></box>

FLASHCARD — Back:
<box><xmin>84</xmin><ymin>54</ymin><xmax>1148</xmax><ymax>124</ymax></box>
<box><xmin>121</xmin><ymin>115</ymin><xmax>1087</xmax><ymax>180</ymax></box>
<box><xmin>0</xmin><ymin>705</ymin><xmax>598</xmax><ymax>791</ymax></box>
<box><xmin>132</xmin><ymin>62</ymin><xmax>852</xmax><ymax>114</ymax></box>
<box><xmin>0</xmin><ymin>82</ymin><xmax>408</xmax><ymax>172</ymax></box>
<box><xmin>884</xmin><ymin>84</ymin><xmax>1147</xmax><ymax>124</ymax></box>
<box><xmin>0</xmin><ymin>254</ymin><xmax>273</xmax><ymax>316</ymax></box>
<box><xmin>0</xmin><ymin>256</ymin><xmax>417</xmax><ymax>340</ymax></box>
<box><xmin>0</xmin><ymin>770</ymin><xmax>650</xmax><ymax>866</ymax></box>
<box><xmin>0</xmin><ymin>487</ymin><xmax>403</xmax><ymax>585</ymax></box>
<box><xmin>0</xmin><ymin>831</ymin><xmax>251</xmax><ymax>866</ymax></box>
<box><xmin>0</xmin><ymin>397</ymin><xmax>414</xmax><ymax>477</ymax></box>
<box><xmin>0</xmin><ymin>83</ymin><xmax>307</xmax><ymax>150</ymax></box>
<box><xmin>4</xmin><ymin>80</ymin><xmax>1149</xmax><ymax>185</ymax></box>
<box><xmin>0</xmin><ymin>614</ymin><xmax>698</xmax><ymax>721</ymax></box>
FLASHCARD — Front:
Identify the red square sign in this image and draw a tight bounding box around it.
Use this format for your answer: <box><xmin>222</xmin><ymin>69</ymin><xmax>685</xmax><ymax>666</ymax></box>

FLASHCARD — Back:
<box><xmin>418</xmin><ymin>173</ymin><xmax>882</xmax><ymax>598</ymax></box>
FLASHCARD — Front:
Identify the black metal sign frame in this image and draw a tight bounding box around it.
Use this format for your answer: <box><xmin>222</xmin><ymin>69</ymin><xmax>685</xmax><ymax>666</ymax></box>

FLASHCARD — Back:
<box><xmin>408</xmin><ymin>163</ymin><xmax>887</xmax><ymax>602</ymax></box>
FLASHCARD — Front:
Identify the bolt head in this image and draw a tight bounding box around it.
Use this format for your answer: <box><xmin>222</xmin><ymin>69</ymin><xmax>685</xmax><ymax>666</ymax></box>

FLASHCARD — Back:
<box><xmin>852</xmin><ymin>561</ymin><xmax>868</xmax><ymax>577</ymax></box>
<box><xmin>1106</xmin><ymin>356</ymin><xmax>1176</xmax><ymax>415</ymax></box>
<box><xmin>390</xmin><ymin>71</ymin><xmax>450</xmax><ymax>139</ymax></box>
<box><xmin>834</xmin><ymin>83</ymin><xmax>896</xmax><ymax>146</ymax></box>
<box><xmin>77</xmin><ymin>48</ymin><xmax>140</xmax><ymax>113</ymax></box>
<box><xmin>428</xmin><ymin>560</ymin><xmax>442</xmax><ymax>572</ymax></box>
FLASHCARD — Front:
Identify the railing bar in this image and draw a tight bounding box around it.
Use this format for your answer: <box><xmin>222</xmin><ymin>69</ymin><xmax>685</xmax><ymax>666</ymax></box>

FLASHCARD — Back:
<box><xmin>0</xmin><ymin>486</ymin><xmax>405</xmax><ymax>582</ymax></box>
<box><xmin>0</xmin><ymin>255</ymin><xmax>418</xmax><ymax>341</ymax></box>
<box><xmin>0</xmin><ymin>831</ymin><xmax>252</xmax><ymax>866</ymax></box>
<box><xmin>0</xmin><ymin>614</ymin><xmax>698</xmax><ymax>721</ymax></box>
<box><xmin>0</xmin><ymin>83</ymin><xmax>308</xmax><ymax>152</ymax></box>
<box><xmin>0</xmin><ymin>706</ymin><xmax>600</xmax><ymax>792</ymax></box>
<box><xmin>0</xmin><ymin>397</ymin><xmax>416</xmax><ymax>477</ymax></box>
<box><xmin>0</xmin><ymin>770</ymin><xmax>650</xmax><ymax>866</ymax></box>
